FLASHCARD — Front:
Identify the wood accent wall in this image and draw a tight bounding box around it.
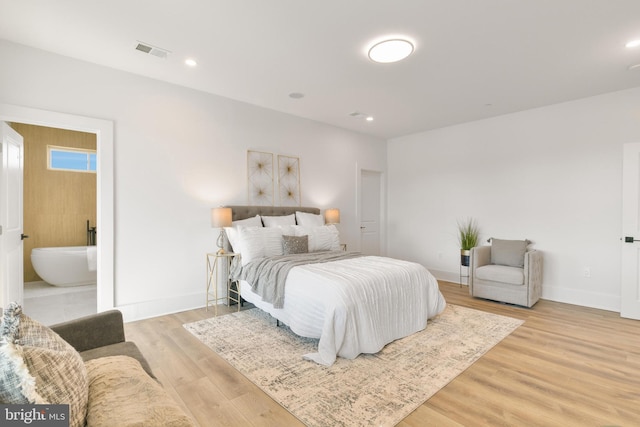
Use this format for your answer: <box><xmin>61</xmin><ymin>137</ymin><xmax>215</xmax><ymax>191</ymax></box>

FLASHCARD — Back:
<box><xmin>10</xmin><ymin>123</ymin><xmax>97</xmax><ymax>282</ymax></box>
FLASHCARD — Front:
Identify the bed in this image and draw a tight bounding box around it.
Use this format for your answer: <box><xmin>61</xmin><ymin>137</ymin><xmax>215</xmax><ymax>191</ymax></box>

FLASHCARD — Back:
<box><xmin>224</xmin><ymin>205</ymin><xmax>446</xmax><ymax>366</ymax></box>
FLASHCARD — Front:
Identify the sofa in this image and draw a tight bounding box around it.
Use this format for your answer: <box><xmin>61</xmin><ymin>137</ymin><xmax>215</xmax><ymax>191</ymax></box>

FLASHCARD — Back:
<box><xmin>0</xmin><ymin>303</ymin><xmax>195</xmax><ymax>427</ymax></box>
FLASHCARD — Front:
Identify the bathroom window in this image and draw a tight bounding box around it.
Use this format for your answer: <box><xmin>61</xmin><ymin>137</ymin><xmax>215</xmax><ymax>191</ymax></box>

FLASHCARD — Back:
<box><xmin>47</xmin><ymin>146</ymin><xmax>97</xmax><ymax>173</ymax></box>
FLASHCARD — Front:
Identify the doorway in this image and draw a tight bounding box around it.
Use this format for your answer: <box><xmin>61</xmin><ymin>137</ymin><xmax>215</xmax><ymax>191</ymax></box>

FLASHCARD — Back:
<box><xmin>0</xmin><ymin>104</ymin><xmax>114</xmax><ymax>317</ymax></box>
<box><xmin>358</xmin><ymin>168</ymin><xmax>385</xmax><ymax>256</ymax></box>
<box><xmin>14</xmin><ymin>123</ymin><xmax>98</xmax><ymax>324</ymax></box>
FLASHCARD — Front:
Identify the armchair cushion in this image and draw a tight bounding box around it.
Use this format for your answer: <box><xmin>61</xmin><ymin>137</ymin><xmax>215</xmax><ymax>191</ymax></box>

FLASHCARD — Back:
<box><xmin>490</xmin><ymin>238</ymin><xmax>530</xmax><ymax>268</ymax></box>
<box><xmin>475</xmin><ymin>265</ymin><xmax>524</xmax><ymax>285</ymax></box>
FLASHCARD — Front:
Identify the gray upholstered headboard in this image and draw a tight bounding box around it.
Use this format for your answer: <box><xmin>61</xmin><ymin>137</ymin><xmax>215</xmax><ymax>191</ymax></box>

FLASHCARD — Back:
<box><xmin>225</xmin><ymin>205</ymin><xmax>320</xmax><ymax>221</ymax></box>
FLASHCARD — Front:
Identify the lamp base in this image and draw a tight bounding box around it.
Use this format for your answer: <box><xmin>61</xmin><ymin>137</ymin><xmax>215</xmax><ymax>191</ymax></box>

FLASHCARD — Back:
<box><xmin>216</xmin><ymin>230</ymin><xmax>225</xmax><ymax>254</ymax></box>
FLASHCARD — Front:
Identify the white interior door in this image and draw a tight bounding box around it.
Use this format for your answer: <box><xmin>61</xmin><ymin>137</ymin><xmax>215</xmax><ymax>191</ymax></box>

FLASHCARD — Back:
<box><xmin>360</xmin><ymin>170</ymin><xmax>382</xmax><ymax>256</ymax></box>
<box><xmin>621</xmin><ymin>142</ymin><xmax>640</xmax><ymax>320</ymax></box>
<box><xmin>0</xmin><ymin>122</ymin><xmax>24</xmax><ymax>308</ymax></box>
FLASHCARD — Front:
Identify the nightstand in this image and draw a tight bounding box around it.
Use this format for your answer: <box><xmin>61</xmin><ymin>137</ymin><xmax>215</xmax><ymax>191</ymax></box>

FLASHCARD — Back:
<box><xmin>205</xmin><ymin>252</ymin><xmax>239</xmax><ymax>315</ymax></box>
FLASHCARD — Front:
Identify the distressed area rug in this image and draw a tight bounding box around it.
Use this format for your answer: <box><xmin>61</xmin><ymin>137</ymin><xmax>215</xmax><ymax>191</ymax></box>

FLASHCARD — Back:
<box><xmin>184</xmin><ymin>305</ymin><xmax>523</xmax><ymax>427</ymax></box>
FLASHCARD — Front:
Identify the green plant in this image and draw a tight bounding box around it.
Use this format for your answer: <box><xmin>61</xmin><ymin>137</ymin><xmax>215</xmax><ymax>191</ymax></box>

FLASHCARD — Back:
<box><xmin>457</xmin><ymin>218</ymin><xmax>480</xmax><ymax>250</ymax></box>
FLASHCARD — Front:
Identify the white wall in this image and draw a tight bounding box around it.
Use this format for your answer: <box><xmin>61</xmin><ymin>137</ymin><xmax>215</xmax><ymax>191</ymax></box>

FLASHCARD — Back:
<box><xmin>388</xmin><ymin>87</ymin><xmax>640</xmax><ymax>312</ymax></box>
<box><xmin>0</xmin><ymin>40</ymin><xmax>386</xmax><ymax>320</ymax></box>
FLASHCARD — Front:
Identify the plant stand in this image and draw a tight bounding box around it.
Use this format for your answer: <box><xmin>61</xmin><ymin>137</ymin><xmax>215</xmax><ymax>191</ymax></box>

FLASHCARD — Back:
<box><xmin>459</xmin><ymin>248</ymin><xmax>471</xmax><ymax>287</ymax></box>
<box><xmin>459</xmin><ymin>264</ymin><xmax>469</xmax><ymax>287</ymax></box>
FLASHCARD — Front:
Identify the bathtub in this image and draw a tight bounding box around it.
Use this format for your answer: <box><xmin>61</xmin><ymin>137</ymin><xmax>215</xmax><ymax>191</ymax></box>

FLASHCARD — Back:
<box><xmin>31</xmin><ymin>246</ymin><xmax>97</xmax><ymax>287</ymax></box>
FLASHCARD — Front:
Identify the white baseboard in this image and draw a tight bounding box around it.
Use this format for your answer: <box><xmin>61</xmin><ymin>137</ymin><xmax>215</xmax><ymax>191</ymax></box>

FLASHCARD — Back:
<box><xmin>429</xmin><ymin>269</ymin><xmax>468</xmax><ymax>286</ymax></box>
<box><xmin>116</xmin><ymin>292</ymin><xmax>207</xmax><ymax>323</ymax></box>
<box><xmin>117</xmin><ymin>271</ymin><xmax>622</xmax><ymax>322</ymax></box>
<box><xmin>429</xmin><ymin>268</ymin><xmax>620</xmax><ymax>313</ymax></box>
<box><xmin>541</xmin><ymin>286</ymin><xmax>620</xmax><ymax>313</ymax></box>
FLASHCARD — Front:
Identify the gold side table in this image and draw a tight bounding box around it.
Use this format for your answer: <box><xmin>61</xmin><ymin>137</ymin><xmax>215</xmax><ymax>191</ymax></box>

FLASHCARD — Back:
<box><xmin>206</xmin><ymin>252</ymin><xmax>238</xmax><ymax>315</ymax></box>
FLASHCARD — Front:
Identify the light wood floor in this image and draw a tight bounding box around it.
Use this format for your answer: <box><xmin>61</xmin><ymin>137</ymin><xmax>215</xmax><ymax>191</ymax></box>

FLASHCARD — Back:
<box><xmin>124</xmin><ymin>282</ymin><xmax>640</xmax><ymax>426</ymax></box>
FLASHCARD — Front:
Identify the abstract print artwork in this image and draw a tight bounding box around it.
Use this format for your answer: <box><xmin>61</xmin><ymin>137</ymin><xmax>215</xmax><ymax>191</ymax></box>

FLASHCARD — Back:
<box><xmin>278</xmin><ymin>155</ymin><xmax>300</xmax><ymax>206</ymax></box>
<box><xmin>247</xmin><ymin>150</ymin><xmax>274</xmax><ymax>206</ymax></box>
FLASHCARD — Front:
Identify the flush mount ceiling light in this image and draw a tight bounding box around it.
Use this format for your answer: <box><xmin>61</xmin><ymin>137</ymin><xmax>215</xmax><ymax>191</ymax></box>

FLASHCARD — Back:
<box><xmin>367</xmin><ymin>38</ymin><xmax>414</xmax><ymax>63</ymax></box>
<box><xmin>625</xmin><ymin>39</ymin><xmax>640</xmax><ymax>48</ymax></box>
<box><xmin>185</xmin><ymin>58</ymin><xmax>198</xmax><ymax>67</ymax></box>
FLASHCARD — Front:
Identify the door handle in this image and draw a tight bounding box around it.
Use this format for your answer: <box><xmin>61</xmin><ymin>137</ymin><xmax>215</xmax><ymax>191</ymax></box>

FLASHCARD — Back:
<box><xmin>360</xmin><ymin>226</ymin><xmax>366</xmax><ymax>230</ymax></box>
<box><xmin>21</xmin><ymin>234</ymin><xmax>29</xmax><ymax>240</ymax></box>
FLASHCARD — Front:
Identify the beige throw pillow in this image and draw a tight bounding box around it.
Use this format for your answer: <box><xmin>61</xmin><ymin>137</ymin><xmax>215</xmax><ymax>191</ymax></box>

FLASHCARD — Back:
<box><xmin>0</xmin><ymin>302</ymin><xmax>89</xmax><ymax>427</ymax></box>
<box><xmin>85</xmin><ymin>355</ymin><xmax>195</xmax><ymax>427</ymax></box>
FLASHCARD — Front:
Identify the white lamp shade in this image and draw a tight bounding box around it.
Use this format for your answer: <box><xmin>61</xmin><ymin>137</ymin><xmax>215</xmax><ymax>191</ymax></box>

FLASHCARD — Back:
<box><xmin>211</xmin><ymin>207</ymin><xmax>232</xmax><ymax>228</ymax></box>
<box><xmin>324</xmin><ymin>208</ymin><xmax>340</xmax><ymax>225</ymax></box>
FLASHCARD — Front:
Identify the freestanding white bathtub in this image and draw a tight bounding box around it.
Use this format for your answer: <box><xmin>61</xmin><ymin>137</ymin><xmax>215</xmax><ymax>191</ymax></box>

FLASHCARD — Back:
<box><xmin>31</xmin><ymin>246</ymin><xmax>97</xmax><ymax>287</ymax></box>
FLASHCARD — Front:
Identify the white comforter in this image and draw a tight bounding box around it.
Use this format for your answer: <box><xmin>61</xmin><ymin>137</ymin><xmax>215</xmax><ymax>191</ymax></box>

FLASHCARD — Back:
<box><xmin>240</xmin><ymin>255</ymin><xmax>446</xmax><ymax>366</ymax></box>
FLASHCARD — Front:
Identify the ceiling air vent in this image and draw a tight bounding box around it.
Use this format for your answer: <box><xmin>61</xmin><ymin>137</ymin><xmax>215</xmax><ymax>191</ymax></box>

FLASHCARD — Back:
<box><xmin>135</xmin><ymin>42</ymin><xmax>170</xmax><ymax>59</ymax></box>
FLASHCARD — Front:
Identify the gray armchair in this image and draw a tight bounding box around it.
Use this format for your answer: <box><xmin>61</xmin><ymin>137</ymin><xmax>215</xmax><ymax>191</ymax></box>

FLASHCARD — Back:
<box><xmin>469</xmin><ymin>239</ymin><xmax>543</xmax><ymax>307</ymax></box>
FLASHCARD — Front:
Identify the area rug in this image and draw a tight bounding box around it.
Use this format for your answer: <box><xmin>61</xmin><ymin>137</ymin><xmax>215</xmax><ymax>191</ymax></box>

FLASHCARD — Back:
<box><xmin>184</xmin><ymin>305</ymin><xmax>523</xmax><ymax>427</ymax></box>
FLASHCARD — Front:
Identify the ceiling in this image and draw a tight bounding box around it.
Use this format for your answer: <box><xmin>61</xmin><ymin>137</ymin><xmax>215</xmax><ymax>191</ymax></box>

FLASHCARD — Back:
<box><xmin>1</xmin><ymin>0</ymin><xmax>640</xmax><ymax>139</ymax></box>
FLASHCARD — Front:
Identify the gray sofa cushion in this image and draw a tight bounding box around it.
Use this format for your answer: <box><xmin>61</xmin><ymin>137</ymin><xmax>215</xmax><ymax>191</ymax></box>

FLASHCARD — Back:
<box><xmin>51</xmin><ymin>310</ymin><xmax>126</xmax><ymax>353</ymax></box>
<box><xmin>491</xmin><ymin>238</ymin><xmax>529</xmax><ymax>268</ymax></box>
<box><xmin>475</xmin><ymin>265</ymin><xmax>525</xmax><ymax>285</ymax></box>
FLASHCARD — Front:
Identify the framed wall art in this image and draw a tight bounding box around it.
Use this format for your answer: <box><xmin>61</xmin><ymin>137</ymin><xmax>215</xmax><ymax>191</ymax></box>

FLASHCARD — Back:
<box><xmin>247</xmin><ymin>150</ymin><xmax>274</xmax><ymax>206</ymax></box>
<box><xmin>278</xmin><ymin>155</ymin><xmax>300</xmax><ymax>206</ymax></box>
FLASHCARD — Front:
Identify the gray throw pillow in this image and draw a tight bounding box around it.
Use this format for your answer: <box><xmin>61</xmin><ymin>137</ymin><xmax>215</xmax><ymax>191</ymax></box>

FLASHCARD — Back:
<box><xmin>283</xmin><ymin>235</ymin><xmax>308</xmax><ymax>254</ymax></box>
<box><xmin>491</xmin><ymin>238</ymin><xmax>530</xmax><ymax>268</ymax></box>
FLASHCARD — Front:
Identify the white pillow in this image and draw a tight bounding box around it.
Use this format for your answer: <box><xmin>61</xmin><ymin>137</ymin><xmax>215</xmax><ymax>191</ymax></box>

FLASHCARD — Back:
<box><xmin>261</xmin><ymin>214</ymin><xmax>296</xmax><ymax>227</ymax></box>
<box><xmin>233</xmin><ymin>215</ymin><xmax>262</xmax><ymax>227</ymax></box>
<box><xmin>295</xmin><ymin>211</ymin><xmax>324</xmax><ymax>226</ymax></box>
<box><xmin>292</xmin><ymin>225</ymin><xmax>340</xmax><ymax>252</ymax></box>
<box><xmin>237</xmin><ymin>226</ymin><xmax>284</xmax><ymax>265</ymax></box>
<box><xmin>224</xmin><ymin>215</ymin><xmax>263</xmax><ymax>252</ymax></box>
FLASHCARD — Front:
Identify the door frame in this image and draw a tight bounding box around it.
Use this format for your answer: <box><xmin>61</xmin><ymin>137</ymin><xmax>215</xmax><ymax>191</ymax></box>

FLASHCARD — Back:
<box><xmin>355</xmin><ymin>164</ymin><xmax>386</xmax><ymax>255</ymax></box>
<box><xmin>0</xmin><ymin>122</ymin><xmax>24</xmax><ymax>307</ymax></box>
<box><xmin>0</xmin><ymin>104</ymin><xmax>114</xmax><ymax>312</ymax></box>
<box><xmin>621</xmin><ymin>142</ymin><xmax>640</xmax><ymax>319</ymax></box>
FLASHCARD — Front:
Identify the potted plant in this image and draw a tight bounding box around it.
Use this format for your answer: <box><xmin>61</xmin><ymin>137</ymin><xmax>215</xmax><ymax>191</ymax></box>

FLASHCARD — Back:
<box><xmin>457</xmin><ymin>218</ymin><xmax>479</xmax><ymax>266</ymax></box>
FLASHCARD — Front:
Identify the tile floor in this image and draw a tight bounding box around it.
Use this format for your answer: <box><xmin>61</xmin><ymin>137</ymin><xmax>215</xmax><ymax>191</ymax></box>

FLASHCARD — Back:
<box><xmin>23</xmin><ymin>281</ymin><xmax>97</xmax><ymax>325</ymax></box>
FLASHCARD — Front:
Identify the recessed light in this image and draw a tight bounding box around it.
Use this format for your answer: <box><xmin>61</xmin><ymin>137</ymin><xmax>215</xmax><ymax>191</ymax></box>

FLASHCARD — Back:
<box><xmin>625</xmin><ymin>39</ymin><xmax>640</xmax><ymax>48</ymax></box>
<box><xmin>367</xmin><ymin>38</ymin><xmax>414</xmax><ymax>63</ymax></box>
<box><xmin>289</xmin><ymin>92</ymin><xmax>305</xmax><ymax>99</ymax></box>
<box><xmin>185</xmin><ymin>58</ymin><xmax>197</xmax><ymax>67</ymax></box>
<box><xmin>365</xmin><ymin>116</ymin><xmax>374</xmax><ymax>122</ymax></box>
